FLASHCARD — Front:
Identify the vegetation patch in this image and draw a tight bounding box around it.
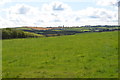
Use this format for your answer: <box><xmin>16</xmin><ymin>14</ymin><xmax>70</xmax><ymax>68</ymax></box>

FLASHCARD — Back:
<box><xmin>2</xmin><ymin>28</ymin><xmax>44</xmax><ymax>39</ymax></box>
<box><xmin>2</xmin><ymin>31</ymin><xmax>118</xmax><ymax>78</ymax></box>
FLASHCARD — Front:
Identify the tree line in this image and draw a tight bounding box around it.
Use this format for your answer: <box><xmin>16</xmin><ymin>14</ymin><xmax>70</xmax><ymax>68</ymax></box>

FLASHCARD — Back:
<box><xmin>2</xmin><ymin>28</ymin><xmax>43</xmax><ymax>39</ymax></box>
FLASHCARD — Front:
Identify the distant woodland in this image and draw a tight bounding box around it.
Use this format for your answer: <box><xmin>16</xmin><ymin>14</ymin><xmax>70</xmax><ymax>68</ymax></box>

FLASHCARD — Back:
<box><xmin>1</xmin><ymin>25</ymin><xmax>119</xmax><ymax>39</ymax></box>
<box><xmin>1</xmin><ymin>28</ymin><xmax>44</xmax><ymax>39</ymax></box>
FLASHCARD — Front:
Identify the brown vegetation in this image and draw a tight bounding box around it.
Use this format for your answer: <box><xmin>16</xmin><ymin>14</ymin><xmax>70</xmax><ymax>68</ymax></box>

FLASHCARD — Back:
<box><xmin>26</xmin><ymin>27</ymin><xmax>63</xmax><ymax>30</ymax></box>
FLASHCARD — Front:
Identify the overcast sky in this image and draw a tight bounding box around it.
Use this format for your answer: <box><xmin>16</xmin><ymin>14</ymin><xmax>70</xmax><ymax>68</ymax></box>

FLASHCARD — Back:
<box><xmin>0</xmin><ymin>0</ymin><xmax>119</xmax><ymax>27</ymax></box>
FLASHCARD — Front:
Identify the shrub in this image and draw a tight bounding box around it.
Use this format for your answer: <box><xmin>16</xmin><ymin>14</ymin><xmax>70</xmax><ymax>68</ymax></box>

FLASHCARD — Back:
<box><xmin>2</xmin><ymin>28</ymin><xmax>43</xmax><ymax>39</ymax></box>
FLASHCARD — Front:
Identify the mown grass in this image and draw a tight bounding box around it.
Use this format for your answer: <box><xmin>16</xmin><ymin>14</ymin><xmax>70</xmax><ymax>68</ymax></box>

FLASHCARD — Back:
<box><xmin>2</xmin><ymin>31</ymin><xmax>118</xmax><ymax>78</ymax></box>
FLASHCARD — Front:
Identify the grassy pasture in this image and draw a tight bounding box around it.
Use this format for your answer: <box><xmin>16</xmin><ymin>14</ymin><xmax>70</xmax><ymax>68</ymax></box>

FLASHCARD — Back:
<box><xmin>2</xmin><ymin>31</ymin><xmax>118</xmax><ymax>78</ymax></box>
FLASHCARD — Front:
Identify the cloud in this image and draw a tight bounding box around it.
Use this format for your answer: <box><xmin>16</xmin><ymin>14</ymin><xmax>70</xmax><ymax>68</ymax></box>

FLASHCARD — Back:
<box><xmin>0</xmin><ymin>17</ymin><xmax>15</xmax><ymax>28</ymax></box>
<box><xmin>0</xmin><ymin>1</ymin><xmax>118</xmax><ymax>28</ymax></box>
<box><xmin>41</xmin><ymin>1</ymin><xmax>72</xmax><ymax>12</ymax></box>
<box><xmin>7</xmin><ymin>4</ymin><xmax>40</xmax><ymax>15</ymax></box>
<box><xmin>4</xmin><ymin>4</ymin><xmax>41</xmax><ymax>27</ymax></box>
<box><xmin>97</xmin><ymin>0</ymin><xmax>119</xmax><ymax>6</ymax></box>
<box><xmin>0</xmin><ymin>0</ymin><xmax>94</xmax><ymax>3</ymax></box>
<box><xmin>0</xmin><ymin>0</ymin><xmax>11</xmax><ymax>5</ymax></box>
<box><xmin>72</xmin><ymin>7</ymin><xmax>118</xmax><ymax>26</ymax></box>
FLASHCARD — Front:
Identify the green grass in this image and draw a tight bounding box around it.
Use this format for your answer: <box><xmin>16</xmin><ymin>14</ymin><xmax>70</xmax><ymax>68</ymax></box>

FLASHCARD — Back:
<box><xmin>23</xmin><ymin>31</ymin><xmax>44</xmax><ymax>37</ymax></box>
<box><xmin>0</xmin><ymin>38</ymin><xmax>2</xmax><ymax>79</ymax></box>
<box><xmin>16</xmin><ymin>27</ymin><xmax>33</xmax><ymax>30</ymax></box>
<box><xmin>2</xmin><ymin>31</ymin><xmax>118</xmax><ymax>78</ymax></box>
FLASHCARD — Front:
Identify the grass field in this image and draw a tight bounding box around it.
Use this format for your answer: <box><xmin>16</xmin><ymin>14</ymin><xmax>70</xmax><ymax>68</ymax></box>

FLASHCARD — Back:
<box><xmin>2</xmin><ymin>31</ymin><xmax>118</xmax><ymax>78</ymax></box>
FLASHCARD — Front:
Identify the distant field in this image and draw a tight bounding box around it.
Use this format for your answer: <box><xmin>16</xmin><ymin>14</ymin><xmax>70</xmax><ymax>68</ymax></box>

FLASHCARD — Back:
<box><xmin>16</xmin><ymin>26</ymin><xmax>119</xmax><ymax>37</ymax></box>
<box><xmin>2</xmin><ymin>31</ymin><xmax>118</xmax><ymax>78</ymax></box>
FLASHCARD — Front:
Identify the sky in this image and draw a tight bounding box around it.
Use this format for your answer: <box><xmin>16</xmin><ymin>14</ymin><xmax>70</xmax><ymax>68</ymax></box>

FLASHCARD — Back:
<box><xmin>0</xmin><ymin>0</ymin><xmax>119</xmax><ymax>28</ymax></box>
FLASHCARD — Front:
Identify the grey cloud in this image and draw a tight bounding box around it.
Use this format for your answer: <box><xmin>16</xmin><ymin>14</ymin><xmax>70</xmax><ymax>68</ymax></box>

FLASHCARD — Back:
<box><xmin>89</xmin><ymin>15</ymin><xmax>100</xmax><ymax>18</ymax></box>
<box><xmin>53</xmin><ymin>4</ymin><xmax>64</xmax><ymax>11</ymax></box>
<box><xmin>75</xmin><ymin>17</ymin><xmax>80</xmax><ymax>21</ymax></box>
<box><xmin>54</xmin><ymin>19</ymin><xmax>61</xmax><ymax>22</ymax></box>
<box><xmin>18</xmin><ymin>6</ymin><xmax>30</xmax><ymax>14</ymax></box>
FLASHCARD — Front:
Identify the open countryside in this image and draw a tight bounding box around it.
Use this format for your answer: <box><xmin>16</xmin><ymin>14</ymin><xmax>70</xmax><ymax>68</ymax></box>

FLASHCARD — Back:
<box><xmin>2</xmin><ymin>27</ymin><xmax>118</xmax><ymax>78</ymax></box>
<box><xmin>1</xmin><ymin>0</ymin><xmax>119</xmax><ymax>78</ymax></box>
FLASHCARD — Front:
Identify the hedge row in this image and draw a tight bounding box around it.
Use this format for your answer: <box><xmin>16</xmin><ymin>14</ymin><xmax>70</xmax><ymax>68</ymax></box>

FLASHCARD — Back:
<box><xmin>2</xmin><ymin>28</ymin><xmax>44</xmax><ymax>39</ymax></box>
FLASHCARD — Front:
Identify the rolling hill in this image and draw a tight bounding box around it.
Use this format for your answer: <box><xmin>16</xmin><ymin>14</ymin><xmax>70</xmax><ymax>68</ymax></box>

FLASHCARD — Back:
<box><xmin>2</xmin><ymin>31</ymin><xmax>118</xmax><ymax>78</ymax></box>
